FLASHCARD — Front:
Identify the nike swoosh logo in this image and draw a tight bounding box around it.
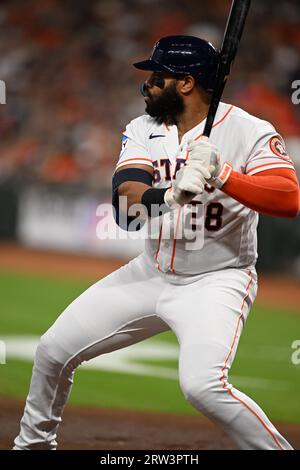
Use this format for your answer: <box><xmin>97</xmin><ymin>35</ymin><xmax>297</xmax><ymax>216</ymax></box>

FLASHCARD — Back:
<box><xmin>149</xmin><ymin>133</ymin><xmax>165</xmax><ymax>139</ymax></box>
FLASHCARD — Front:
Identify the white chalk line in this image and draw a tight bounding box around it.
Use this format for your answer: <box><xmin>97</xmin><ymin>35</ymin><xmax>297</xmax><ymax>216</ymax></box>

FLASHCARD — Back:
<box><xmin>0</xmin><ymin>335</ymin><xmax>293</xmax><ymax>391</ymax></box>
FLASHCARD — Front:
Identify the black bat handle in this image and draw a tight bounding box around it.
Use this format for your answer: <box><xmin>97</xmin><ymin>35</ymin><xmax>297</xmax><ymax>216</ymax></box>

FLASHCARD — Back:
<box><xmin>203</xmin><ymin>0</ymin><xmax>251</xmax><ymax>138</ymax></box>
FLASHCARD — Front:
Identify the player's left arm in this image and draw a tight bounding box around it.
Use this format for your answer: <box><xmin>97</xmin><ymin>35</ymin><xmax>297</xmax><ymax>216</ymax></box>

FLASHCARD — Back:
<box><xmin>187</xmin><ymin>136</ymin><xmax>300</xmax><ymax>218</ymax></box>
<box><xmin>220</xmin><ymin>167</ymin><xmax>300</xmax><ymax>218</ymax></box>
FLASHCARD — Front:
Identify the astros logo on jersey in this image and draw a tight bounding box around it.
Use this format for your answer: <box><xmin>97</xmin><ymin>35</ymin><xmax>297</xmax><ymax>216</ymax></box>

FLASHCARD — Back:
<box><xmin>269</xmin><ymin>136</ymin><xmax>290</xmax><ymax>161</ymax></box>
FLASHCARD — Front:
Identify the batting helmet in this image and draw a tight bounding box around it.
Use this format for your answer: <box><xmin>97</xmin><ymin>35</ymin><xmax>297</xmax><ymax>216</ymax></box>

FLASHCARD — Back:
<box><xmin>133</xmin><ymin>35</ymin><xmax>220</xmax><ymax>93</ymax></box>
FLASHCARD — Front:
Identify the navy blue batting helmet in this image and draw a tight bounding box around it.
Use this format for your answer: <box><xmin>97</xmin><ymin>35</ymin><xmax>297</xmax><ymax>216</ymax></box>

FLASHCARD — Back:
<box><xmin>133</xmin><ymin>35</ymin><xmax>220</xmax><ymax>93</ymax></box>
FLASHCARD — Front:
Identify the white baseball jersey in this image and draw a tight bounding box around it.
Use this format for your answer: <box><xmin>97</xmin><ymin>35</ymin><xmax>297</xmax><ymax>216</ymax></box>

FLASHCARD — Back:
<box><xmin>116</xmin><ymin>102</ymin><xmax>295</xmax><ymax>280</ymax></box>
<box><xmin>14</xmin><ymin>107</ymin><xmax>294</xmax><ymax>453</ymax></box>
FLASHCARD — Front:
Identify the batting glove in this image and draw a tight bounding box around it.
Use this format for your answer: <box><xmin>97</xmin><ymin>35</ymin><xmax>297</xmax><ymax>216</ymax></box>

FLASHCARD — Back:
<box><xmin>164</xmin><ymin>163</ymin><xmax>210</xmax><ymax>209</ymax></box>
<box><xmin>187</xmin><ymin>136</ymin><xmax>219</xmax><ymax>172</ymax></box>
<box><xmin>187</xmin><ymin>136</ymin><xmax>233</xmax><ymax>189</ymax></box>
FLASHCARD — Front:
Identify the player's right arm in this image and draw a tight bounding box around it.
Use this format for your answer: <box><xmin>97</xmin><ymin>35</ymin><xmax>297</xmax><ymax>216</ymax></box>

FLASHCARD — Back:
<box><xmin>116</xmin><ymin>163</ymin><xmax>154</xmax><ymax>208</ymax></box>
<box><xmin>112</xmin><ymin>118</ymin><xmax>167</xmax><ymax>228</ymax></box>
<box><xmin>112</xmin><ymin>162</ymin><xmax>172</xmax><ymax>229</ymax></box>
<box><xmin>115</xmin><ymin>162</ymin><xmax>209</xmax><ymax>208</ymax></box>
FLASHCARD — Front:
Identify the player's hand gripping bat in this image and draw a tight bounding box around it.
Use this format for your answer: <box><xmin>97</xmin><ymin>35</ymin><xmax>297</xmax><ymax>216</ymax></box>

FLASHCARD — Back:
<box><xmin>181</xmin><ymin>0</ymin><xmax>251</xmax><ymax>199</ymax></box>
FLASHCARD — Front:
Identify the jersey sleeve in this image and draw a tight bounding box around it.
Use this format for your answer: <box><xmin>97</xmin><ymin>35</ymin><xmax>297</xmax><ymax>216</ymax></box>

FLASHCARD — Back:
<box><xmin>115</xmin><ymin>117</ymin><xmax>153</xmax><ymax>171</ymax></box>
<box><xmin>245</xmin><ymin>121</ymin><xmax>295</xmax><ymax>176</ymax></box>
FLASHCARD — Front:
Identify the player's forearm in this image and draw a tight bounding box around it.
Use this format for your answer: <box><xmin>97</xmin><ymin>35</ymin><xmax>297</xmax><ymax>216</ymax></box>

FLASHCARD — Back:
<box><xmin>118</xmin><ymin>181</ymin><xmax>152</xmax><ymax>208</ymax></box>
<box><xmin>222</xmin><ymin>169</ymin><xmax>300</xmax><ymax>218</ymax></box>
<box><xmin>112</xmin><ymin>167</ymin><xmax>171</xmax><ymax>229</ymax></box>
<box><xmin>118</xmin><ymin>182</ymin><xmax>170</xmax><ymax>218</ymax></box>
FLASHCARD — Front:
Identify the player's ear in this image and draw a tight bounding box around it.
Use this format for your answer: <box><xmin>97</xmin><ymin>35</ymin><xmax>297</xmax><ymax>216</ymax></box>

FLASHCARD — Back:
<box><xmin>177</xmin><ymin>75</ymin><xmax>196</xmax><ymax>95</ymax></box>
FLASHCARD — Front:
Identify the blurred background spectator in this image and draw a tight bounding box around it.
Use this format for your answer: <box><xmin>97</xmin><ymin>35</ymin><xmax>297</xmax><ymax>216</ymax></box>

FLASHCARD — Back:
<box><xmin>0</xmin><ymin>0</ymin><xmax>299</xmax><ymax>273</ymax></box>
<box><xmin>0</xmin><ymin>0</ymin><xmax>299</xmax><ymax>192</ymax></box>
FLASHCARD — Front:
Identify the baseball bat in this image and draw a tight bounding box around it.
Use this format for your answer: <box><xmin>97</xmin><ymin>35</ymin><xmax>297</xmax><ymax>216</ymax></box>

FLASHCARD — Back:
<box><xmin>203</xmin><ymin>0</ymin><xmax>252</xmax><ymax>138</ymax></box>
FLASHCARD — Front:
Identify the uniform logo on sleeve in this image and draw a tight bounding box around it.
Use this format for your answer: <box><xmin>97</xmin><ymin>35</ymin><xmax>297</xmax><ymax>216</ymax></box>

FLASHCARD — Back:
<box><xmin>121</xmin><ymin>134</ymin><xmax>128</xmax><ymax>150</ymax></box>
<box><xmin>269</xmin><ymin>136</ymin><xmax>290</xmax><ymax>161</ymax></box>
<box><xmin>119</xmin><ymin>134</ymin><xmax>128</xmax><ymax>156</ymax></box>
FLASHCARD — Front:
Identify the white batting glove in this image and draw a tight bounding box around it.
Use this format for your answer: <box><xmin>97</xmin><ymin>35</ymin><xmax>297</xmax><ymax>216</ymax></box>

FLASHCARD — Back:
<box><xmin>187</xmin><ymin>136</ymin><xmax>233</xmax><ymax>189</ymax></box>
<box><xmin>164</xmin><ymin>163</ymin><xmax>210</xmax><ymax>209</ymax></box>
<box><xmin>187</xmin><ymin>136</ymin><xmax>219</xmax><ymax>173</ymax></box>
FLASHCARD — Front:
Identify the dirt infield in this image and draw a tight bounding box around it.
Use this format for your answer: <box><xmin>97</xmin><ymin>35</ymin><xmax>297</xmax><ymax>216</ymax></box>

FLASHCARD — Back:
<box><xmin>0</xmin><ymin>242</ymin><xmax>299</xmax><ymax>312</ymax></box>
<box><xmin>1</xmin><ymin>398</ymin><xmax>300</xmax><ymax>450</ymax></box>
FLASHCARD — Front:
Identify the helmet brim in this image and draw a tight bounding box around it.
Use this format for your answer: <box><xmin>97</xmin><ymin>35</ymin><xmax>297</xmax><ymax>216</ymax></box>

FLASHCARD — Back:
<box><xmin>133</xmin><ymin>59</ymin><xmax>168</xmax><ymax>72</ymax></box>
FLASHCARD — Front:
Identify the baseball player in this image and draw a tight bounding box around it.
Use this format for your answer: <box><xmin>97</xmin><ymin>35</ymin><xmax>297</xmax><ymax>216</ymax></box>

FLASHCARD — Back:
<box><xmin>14</xmin><ymin>36</ymin><xmax>299</xmax><ymax>450</ymax></box>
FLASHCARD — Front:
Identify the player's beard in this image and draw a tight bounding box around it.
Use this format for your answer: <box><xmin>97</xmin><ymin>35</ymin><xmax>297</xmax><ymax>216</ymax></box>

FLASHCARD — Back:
<box><xmin>145</xmin><ymin>82</ymin><xmax>185</xmax><ymax>125</ymax></box>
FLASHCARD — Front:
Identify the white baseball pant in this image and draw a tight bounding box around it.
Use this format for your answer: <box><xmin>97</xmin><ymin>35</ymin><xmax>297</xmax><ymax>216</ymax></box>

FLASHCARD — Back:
<box><xmin>13</xmin><ymin>253</ymin><xmax>292</xmax><ymax>450</ymax></box>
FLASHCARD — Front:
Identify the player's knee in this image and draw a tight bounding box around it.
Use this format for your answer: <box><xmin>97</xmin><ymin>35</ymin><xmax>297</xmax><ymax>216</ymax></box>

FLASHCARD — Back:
<box><xmin>180</xmin><ymin>373</ymin><xmax>221</xmax><ymax>415</ymax></box>
<box><xmin>35</xmin><ymin>331</ymin><xmax>68</xmax><ymax>369</ymax></box>
<box><xmin>36</xmin><ymin>330</ymin><xmax>87</xmax><ymax>375</ymax></box>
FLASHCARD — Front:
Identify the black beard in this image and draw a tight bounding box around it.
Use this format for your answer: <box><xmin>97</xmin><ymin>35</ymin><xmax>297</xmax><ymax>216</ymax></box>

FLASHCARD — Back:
<box><xmin>145</xmin><ymin>82</ymin><xmax>185</xmax><ymax>125</ymax></box>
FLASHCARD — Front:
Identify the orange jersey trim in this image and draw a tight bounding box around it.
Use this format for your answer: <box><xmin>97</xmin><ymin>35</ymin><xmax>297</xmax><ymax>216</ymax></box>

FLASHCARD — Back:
<box><xmin>164</xmin><ymin>122</ymin><xmax>170</xmax><ymax>132</ymax></box>
<box><xmin>116</xmin><ymin>157</ymin><xmax>153</xmax><ymax>167</ymax></box>
<box><xmin>246</xmin><ymin>161</ymin><xmax>294</xmax><ymax>175</ymax></box>
<box><xmin>155</xmin><ymin>223</ymin><xmax>163</xmax><ymax>271</ymax></box>
<box><xmin>194</xmin><ymin>105</ymin><xmax>234</xmax><ymax>141</ymax></box>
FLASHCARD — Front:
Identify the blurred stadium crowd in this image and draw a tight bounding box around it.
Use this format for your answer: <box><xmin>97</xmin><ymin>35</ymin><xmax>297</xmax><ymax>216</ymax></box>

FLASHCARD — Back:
<box><xmin>0</xmin><ymin>0</ymin><xmax>299</xmax><ymax>193</ymax></box>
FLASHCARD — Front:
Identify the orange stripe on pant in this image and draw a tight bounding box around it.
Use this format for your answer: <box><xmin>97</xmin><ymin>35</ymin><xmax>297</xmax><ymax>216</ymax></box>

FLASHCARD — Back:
<box><xmin>170</xmin><ymin>209</ymin><xmax>182</xmax><ymax>273</ymax></box>
<box><xmin>219</xmin><ymin>270</ymin><xmax>284</xmax><ymax>450</ymax></box>
<box><xmin>155</xmin><ymin>224</ymin><xmax>163</xmax><ymax>271</ymax></box>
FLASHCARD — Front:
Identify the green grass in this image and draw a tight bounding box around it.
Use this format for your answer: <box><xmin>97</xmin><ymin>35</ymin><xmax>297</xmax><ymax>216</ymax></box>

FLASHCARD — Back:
<box><xmin>0</xmin><ymin>271</ymin><xmax>91</xmax><ymax>335</ymax></box>
<box><xmin>0</xmin><ymin>270</ymin><xmax>300</xmax><ymax>422</ymax></box>
<box><xmin>0</xmin><ymin>359</ymin><xmax>191</xmax><ymax>415</ymax></box>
